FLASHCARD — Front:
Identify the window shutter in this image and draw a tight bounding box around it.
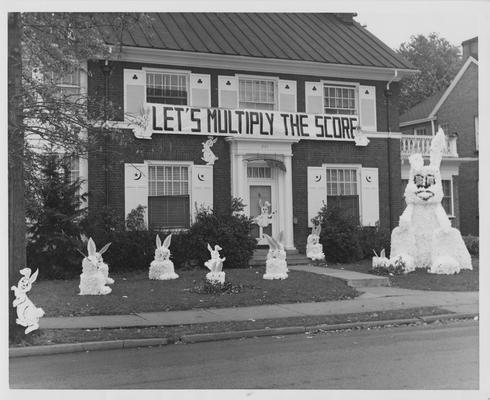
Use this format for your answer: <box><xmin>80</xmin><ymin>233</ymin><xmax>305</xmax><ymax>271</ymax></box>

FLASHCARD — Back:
<box><xmin>360</xmin><ymin>167</ymin><xmax>379</xmax><ymax>226</ymax></box>
<box><xmin>191</xmin><ymin>164</ymin><xmax>213</xmax><ymax>217</ymax></box>
<box><xmin>305</xmin><ymin>81</ymin><xmax>323</xmax><ymax>114</ymax></box>
<box><xmin>218</xmin><ymin>76</ymin><xmax>238</xmax><ymax>108</ymax></box>
<box><xmin>124</xmin><ymin>163</ymin><xmax>148</xmax><ymax>226</ymax></box>
<box><xmin>190</xmin><ymin>73</ymin><xmax>211</xmax><ymax>107</ymax></box>
<box><xmin>359</xmin><ymin>85</ymin><xmax>377</xmax><ymax>132</ymax></box>
<box><xmin>278</xmin><ymin>79</ymin><xmax>297</xmax><ymax>112</ymax></box>
<box><xmin>307</xmin><ymin>167</ymin><xmax>327</xmax><ymax>227</ymax></box>
<box><xmin>124</xmin><ymin>69</ymin><xmax>146</xmax><ymax>118</ymax></box>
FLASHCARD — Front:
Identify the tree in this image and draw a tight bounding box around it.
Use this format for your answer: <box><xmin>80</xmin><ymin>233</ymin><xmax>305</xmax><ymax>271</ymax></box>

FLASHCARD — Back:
<box><xmin>397</xmin><ymin>33</ymin><xmax>462</xmax><ymax>114</ymax></box>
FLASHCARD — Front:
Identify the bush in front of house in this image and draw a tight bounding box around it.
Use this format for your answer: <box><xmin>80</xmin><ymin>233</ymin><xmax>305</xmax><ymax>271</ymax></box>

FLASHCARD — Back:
<box><xmin>313</xmin><ymin>204</ymin><xmax>363</xmax><ymax>263</ymax></box>
<box><xmin>463</xmin><ymin>235</ymin><xmax>479</xmax><ymax>256</ymax></box>
<box><xmin>358</xmin><ymin>225</ymin><xmax>391</xmax><ymax>259</ymax></box>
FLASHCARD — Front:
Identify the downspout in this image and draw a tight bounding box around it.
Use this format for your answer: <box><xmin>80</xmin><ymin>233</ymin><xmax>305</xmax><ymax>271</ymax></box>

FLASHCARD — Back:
<box><xmin>384</xmin><ymin>69</ymin><xmax>398</xmax><ymax>230</ymax></box>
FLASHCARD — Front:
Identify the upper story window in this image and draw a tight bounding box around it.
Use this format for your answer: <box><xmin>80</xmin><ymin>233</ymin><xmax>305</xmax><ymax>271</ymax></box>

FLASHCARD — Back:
<box><xmin>323</xmin><ymin>84</ymin><xmax>357</xmax><ymax>115</ymax></box>
<box><xmin>45</xmin><ymin>69</ymin><xmax>81</xmax><ymax>98</ymax></box>
<box><xmin>414</xmin><ymin>127</ymin><xmax>429</xmax><ymax>136</ymax></box>
<box><xmin>439</xmin><ymin>122</ymin><xmax>450</xmax><ymax>135</ymax></box>
<box><xmin>239</xmin><ymin>77</ymin><xmax>276</xmax><ymax>110</ymax></box>
<box><xmin>146</xmin><ymin>71</ymin><xmax>188</xmax><ymax>105</ymax></box>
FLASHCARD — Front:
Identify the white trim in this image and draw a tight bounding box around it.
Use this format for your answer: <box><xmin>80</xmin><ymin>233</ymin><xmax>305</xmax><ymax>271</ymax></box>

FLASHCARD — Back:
<box><xmin>429</xmin><ymin>56</ymin><xmax>478</xmax><ymax>118</ymax></box>
<box><xmin>143</xmin><ymin>67</ymin><xmax>191</xmax><ymax>106</ymax></box>
<box><xmin>119</xmin><ymin>46</ymin><xmax>417</xmax><ymax>82</ymax></box>
<box><xmin>365</xmin><ymin>131</ymin><xmax>402</xmax><ymax>139</ymax></box>
<box><xmin>399</xmin><ymin>116</ymin><xmax>437</xmax><ymax>127</ymax></box>
<box><xmin>235</xmin><ymin>73</ymin><xmax>279</xmax><ymax>111</ymax></box>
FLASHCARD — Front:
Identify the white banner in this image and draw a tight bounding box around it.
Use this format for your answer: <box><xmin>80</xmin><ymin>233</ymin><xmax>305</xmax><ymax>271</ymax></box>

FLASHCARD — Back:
<box><xmin>143</xmin><ymin>104</ymin><xmax>359</xmax><ymax>141</ymax></box>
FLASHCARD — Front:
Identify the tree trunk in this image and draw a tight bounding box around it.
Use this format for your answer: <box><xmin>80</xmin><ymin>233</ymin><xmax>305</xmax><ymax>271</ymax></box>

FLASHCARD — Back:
<box><xmin>8</xmin><ymin>12</ymin><xmax>26</xmax><ymax>341</ymax></box>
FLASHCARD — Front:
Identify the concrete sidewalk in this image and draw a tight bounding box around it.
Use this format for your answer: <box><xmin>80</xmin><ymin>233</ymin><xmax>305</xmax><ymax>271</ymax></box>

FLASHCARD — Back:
<box><xmin>39</xmin><ymin>285</ymin><xmax>478</xmax><ymax>330</ymax></box>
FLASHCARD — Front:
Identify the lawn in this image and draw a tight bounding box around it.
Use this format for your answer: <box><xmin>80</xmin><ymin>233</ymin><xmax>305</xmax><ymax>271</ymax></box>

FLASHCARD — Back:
<box><xmin>29</xmin><ymin>267</ymin><xmax>359</xmax><ymax>318</ymax></box>
<box><xmin>328</xmin><ymin>257</ymin><xmax>479</xmax><ymax>292</ymax></box>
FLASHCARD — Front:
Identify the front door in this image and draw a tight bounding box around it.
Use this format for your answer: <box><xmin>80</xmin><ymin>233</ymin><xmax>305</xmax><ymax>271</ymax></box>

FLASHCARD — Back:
<box><xmin>247</xmin><ymin>163</ymin><xmax>278</xmax><ymax>245</ymax></box>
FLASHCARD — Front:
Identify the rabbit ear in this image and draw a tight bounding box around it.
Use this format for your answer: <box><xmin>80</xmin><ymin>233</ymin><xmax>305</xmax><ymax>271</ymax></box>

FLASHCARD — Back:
<box><xmin>316</xmin><ymin>224</ymin><xmax>321</xmax><ymax>235</ymax></box>
<box><xmin>259</xmin><ymin>199</ymin><xmax>263</xmax><ymax>208</ymax></box>
<box><xmin>87</xmin><ymin>238</ymin><xmax>96</xmax><ymax>257</ymax></box>
<box><xmin>207</xmin><ymin>243</ymin><xmax>213</xmax><ymax>253</ymax></box>
<box><xmin>163</xmin><ymin>234</ymin><xmax>172</xmax><ymax>248</ymax></box>
<box><xmin>20</xmin><ymin>268</ymin><xmax>31</xmax><ymax>278</ymax></box>
<box><xmin>216</xmin><ymin>245</ymin><xmax>222</xmax><ymax>251</ymax></box>
<box><xmin>276</xmin><ymin>231</ymin><xmax>283</xmax><ymax>244</ymax></box>
<box><xmin>156</xmin><ymin>235</ymin><xmax>162</xmax><ymax>248</ymax></box>
<box><xmin>99</xmin><ymin>242</ymin><xmax>111</xmax><ymax>255</ymax></box>
<box><xmin>380</xmin><ymin>249</ymin><xmax>386</xmax><ymax>258</ymax></box>
<box><xmin>263</xmin><ymin>234</ymin><xmax>276</xmax><ymax>250</ymax></box>
<box><xmin>430</xmin><ymin>128</ymin><xmax>445</xmax><ymax>169</ymax></box>
<box><xmin>409</xmin><ymin>153</ymin><xmax>424</xmax><ymax>171</ymax></box>
<box><xmin>29</xmin><ymin>269</ymin><xmax>39</xmax><ymax>284</ymax></box>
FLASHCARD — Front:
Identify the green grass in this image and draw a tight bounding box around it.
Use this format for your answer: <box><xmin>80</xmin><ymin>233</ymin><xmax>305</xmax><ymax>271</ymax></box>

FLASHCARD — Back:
<box><xmin>11</xmin><ymin>306</ymin><xmax>451</xmax><ymax>347</ymax></box>
<box><xmin>328</xmin><ymin>257</ymin><xmax>479</xmax><ymax>292</ymax></box>
<box><xmin>29</xmin><ymin>267</ymin><xmax>359</xmax><ymax>318</ymax></box>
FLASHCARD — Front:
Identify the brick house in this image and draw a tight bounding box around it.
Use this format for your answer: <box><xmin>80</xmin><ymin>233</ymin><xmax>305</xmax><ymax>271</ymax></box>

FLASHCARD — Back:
<box><xmin>399</xmin><ymin>37</ymin><xmax>479</xmax><ymax>235</ymax></box>
<box><xmin>75</xmin><ymin>13</ymin><xmax>416</xmax><ymax>253</ymax></box>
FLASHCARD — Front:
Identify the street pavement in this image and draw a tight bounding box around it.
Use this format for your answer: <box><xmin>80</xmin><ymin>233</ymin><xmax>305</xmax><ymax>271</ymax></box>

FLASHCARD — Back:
<box><xmin>9</xmin><ymin>320</ymin><xmax>479</xmax><ymax>389</ymax></box>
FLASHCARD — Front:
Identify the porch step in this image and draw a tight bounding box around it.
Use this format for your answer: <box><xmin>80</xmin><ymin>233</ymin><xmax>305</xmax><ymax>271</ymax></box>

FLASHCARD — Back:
<box><xmin>249</xmin><ymin>249</ymin><xmax>310</xmax><ymax>267</ymax></box>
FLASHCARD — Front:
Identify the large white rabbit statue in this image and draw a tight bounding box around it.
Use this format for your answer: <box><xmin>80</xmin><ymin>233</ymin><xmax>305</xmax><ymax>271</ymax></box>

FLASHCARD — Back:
<box><xmin>204</xmin><ymin>244</ymin><xmax>226</xmax><ymax>284</ymax></box>
<box><xmin>79</xmin><ymin>238</ymin><xmax>113</xmax><ymax>295</ymax></box>
<box><xmin>149</xmin><ymin>234</ymin><xmax>179</xmax><ymax>280</ymax></box>
<box><xmin>389</xmin><ymin>128</ymin><xmax>472</xmax><ymax>274</ymax></box>
<box><xmin>11</xmin><ymin>268</ymin><xmax>45</xmax><ymax>334</ymax></box>
<box><xmin>263</xmin><ymin>232</ymin><xmax>288</xmax><ymax>280</ymax></box>
<box><xmin>306</xmin><ymin>224</ymin><xmax>325</xmax><ymax>262</ymax></box>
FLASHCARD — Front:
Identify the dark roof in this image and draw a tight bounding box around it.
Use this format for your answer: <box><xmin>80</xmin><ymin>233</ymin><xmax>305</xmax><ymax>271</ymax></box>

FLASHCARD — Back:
<box><xmin>98</xmin><ymin>13</ymin><xmax>414</xmax><ymax>70</ymax></box>
<box><xmin>399</xmin><ymin>89</ymin><xmax>446</xmax><ymax>124</ymax></box>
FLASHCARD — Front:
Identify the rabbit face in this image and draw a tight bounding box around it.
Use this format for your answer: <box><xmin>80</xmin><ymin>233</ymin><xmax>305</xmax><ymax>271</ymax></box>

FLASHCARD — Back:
<box><xmin>405</xmin><ymin>165</ymin><xmax>443</xmax><ymax>205</ymax></box>
<box><xmin>155</xmin><ymin>247</ymin><xmax>170</xmax><ymax>261</ymax></box>
<box><xmin>17</xmin><ymin>276</ymin><xmax>32</xmax><ymax>293</ymax></box>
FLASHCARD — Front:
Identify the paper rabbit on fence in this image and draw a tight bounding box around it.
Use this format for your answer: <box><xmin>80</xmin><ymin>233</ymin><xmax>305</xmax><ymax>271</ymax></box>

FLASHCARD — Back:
<box><xmin>306</xmin><ymin>224</ymin><xmax>325</xmax><ymax>262</ymax></box>
<box><xmin>263</xmin><ymin>232</ymin><xmax>288</xmax><ymax>280</ymax></box>
<box><xmin>205</xmin><ymin>244</ymin><xmax>226</xmax><ymax>284</ymax></box>
<box><xmin>79</xmin><ymin>238</ymin><xmax>113</xmax><ymax>295</ymax></box>
<box><xmin>388</xmin><ymin>128</ymin><xmax>472</xmax><ymax>274</ymax></box>
<box><xmin>149</xmin><ymin>234</ymin><xmax>179</xmax><ymax>280</ymax></box>
<box><xmin>11</xmin><ymin>268</ymin><xmax>45</xmax><ymax>334</ymax></box>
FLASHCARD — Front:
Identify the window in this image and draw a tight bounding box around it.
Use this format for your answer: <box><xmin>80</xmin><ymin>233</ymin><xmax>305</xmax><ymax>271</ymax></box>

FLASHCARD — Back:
<box><xmin>247</xmin><ymin>166</ymin><xmax>272</xmax><ymax>179</ymax></box>
<box><xmin>475</xmin><ymin>116</ymin><xmax>479</xmax><ymax>151</ymax></box>
<box><xmin>146</xmin><ymin>71</ymin><xmax>188</xmax><ymax>105</ymax></box>
<box><xmin>414</xmin><ymin>127</ymin><xmax>429</xmax><ymax>136</ymax></box>
<box><xmin>239</xmin><ymin>78</ymin><xmax>276</xmax><ymax>110</ymax></box>
<box><xmin>45</xmin><ymin>69</ymin><xmax>81</xmax><ymax>98</ymax></box>
<box><xmin>439</xmin><ymin>122</ymin><xmax>450</xmax><ymax>134</ymax></box>
<box><xmin>326</xmin><ymin>167</ymin><xmax>360</xmax><ymax>220</ymax></box>
<box><xmin>69</xmin><ymin>156</ymin><xmax>80</xmax><ymax>186</ymax></box>
<box><xmin>441</xmin><ymin>179</ymin><xmax>453</xmax><ymax>216</ymax></box>
<box><xmin>323</xmin><ymin>84</ymin><xmax>357</xmax><ymax>115</ymax></box>
<box><xmin>148</xmin><ymin>165</ymin><xmax>190</xmax><ymax>229</ymax></box>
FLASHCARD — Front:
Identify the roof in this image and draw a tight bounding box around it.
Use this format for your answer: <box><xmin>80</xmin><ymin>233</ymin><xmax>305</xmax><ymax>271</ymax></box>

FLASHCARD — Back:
<box><xmin>97</xmin><ymin>13</ymin><xmax>415</xmax><ymax>70</ymax></box>
<box><xmin>400</xmin><ymin>56</ymin><xmax>478</xmax><ymax>125</ymax></box>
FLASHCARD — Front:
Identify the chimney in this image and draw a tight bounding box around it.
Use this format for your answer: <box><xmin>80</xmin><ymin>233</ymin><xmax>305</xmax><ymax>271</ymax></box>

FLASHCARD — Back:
<box><xmin>462</xmin><ymin>37</ymin><xmax>478</xmax><ymax>60</ymax></box>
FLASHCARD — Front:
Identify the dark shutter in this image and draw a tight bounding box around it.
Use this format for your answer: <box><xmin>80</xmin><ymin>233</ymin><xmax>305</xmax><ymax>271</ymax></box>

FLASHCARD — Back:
<box><xmin>148</xmin><ymin>195</ymin><xmax>190</xmax><ymax>230</ymax></box>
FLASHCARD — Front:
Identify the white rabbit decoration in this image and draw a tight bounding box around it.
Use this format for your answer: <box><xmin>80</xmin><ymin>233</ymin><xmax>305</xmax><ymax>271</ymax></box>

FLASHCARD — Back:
<box><xmin>204</xmin><ymin>244</ymin><xmax>226</xmax><ymax>284</ymax></box>
<box><xmin>306</xmin><ymin>224</ymin><xmax>325</xmax><ymax>262</ymax></box>
<box><xmin>79</xmin><ymin>238</ymin><xmax>113</xmax><ymax>295</ymax></box>
<box><xmin>263</xmin><ymin>232</ymin><xmax>288</xmax><ymax>280</ymax></box>
<box><xmin>149</xmin><ymin>234</ymin><xmax>179</xmax><ymax>280</ymax></box>
<box><xmin>11</xmin><ymin>268</ymin><xmax>45</xmax><ymax>334</ymax></box>
<box><xmin>388</xmin><ymin>128</ymin><xmax>472</xmax><ymax>274</ymax></box>
<box><xmin>201</xmin><ymin>136</ymin><xmax>219</xmax><ymax>165</ymax></box>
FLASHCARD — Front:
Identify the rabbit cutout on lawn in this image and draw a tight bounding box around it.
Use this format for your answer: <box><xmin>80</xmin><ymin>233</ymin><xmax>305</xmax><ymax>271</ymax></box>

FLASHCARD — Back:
<box><xmin>389</xmin><ymin>128</ymin><xmax>472</xmax><ymax>274</ymax></box>
<box><xmin>11</xmin><ymin>268</ymin><xmax>45</xmax><ymax>334</ymax></box>
<box><xmin>201</xmin><ymin>136</ymin><xmax>219</xmax><ymax>165</ymax></box>
<box><xmin>254</xmin><ymin>199</ymin><xmax>274</xmax><ymax>228</ymax></box>
<box><xmin>306</xmin><ymin>224</ymin><xmax>325</xmax><ymax>262</ymax></box>
<box><xmin>263</xmin><ymin>232</ymin><xmax>288</xmax><ymax>280</ymax></box>
<box><xmin>79</xmin><ymin>238</ymin><xmax>113</xmax><ymax>295</ymax></box>
<box><xmin>149</xmin><ymin>234</ymin><xmax>179</xmax><ymax>280</ymax></box>
<box><xmin>204</xmin><ymin>244</ymin><xmax>226</xmax><ymax>284</ymax></box>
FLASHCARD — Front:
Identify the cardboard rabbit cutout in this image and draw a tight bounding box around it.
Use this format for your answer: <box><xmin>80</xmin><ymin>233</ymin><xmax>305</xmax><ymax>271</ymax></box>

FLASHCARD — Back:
<box><xmin>201</xmin><ymin>136</ymin><xmax>218</xmax><ymax>165</ymax></box>
<box><xmin>263</xmin><ymin>232</ymin><xmax>288</xmax><ymax>280</ymax></box>
<box><xmin>79</xmin><ymin>238</ymin><xmax>113</xmax><ymax>295</ymax></box>
<box><xmin>11</xmin><ymin>268</ymin><xmax>45</xmax><ymax>334</ymax></box>
<box><xmin>149</xmin><ymin>234</ymin><xmax>179</xmax><ymax>280</ymax></box>
<box><xmin>306</xmin><ymin>224</ymin><xmax>325</xmax><ymax>262</ymax></box>
<box><xmin>204</xmin><ymin>244</ymin><xmax>226</xmax><ymax>284</ymax></box>
<box><xmin>389</xmin><ymin>128</ymin><xmax>472</xmax><ymax>274</ymax></box>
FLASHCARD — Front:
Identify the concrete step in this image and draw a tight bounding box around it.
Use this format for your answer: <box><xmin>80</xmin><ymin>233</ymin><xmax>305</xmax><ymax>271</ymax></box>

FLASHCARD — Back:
<box><xmin>288</xmin><ymin>265</ymin><xmax>390</xmax><ymax>288</ymax></box>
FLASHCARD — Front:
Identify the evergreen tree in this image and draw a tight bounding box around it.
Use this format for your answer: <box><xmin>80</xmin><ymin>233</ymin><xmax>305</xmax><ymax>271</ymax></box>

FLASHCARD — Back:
<box><xmin>27</xmin><ymin>153</ymin><xmax>87</xmax><ymax>279</ymax></box>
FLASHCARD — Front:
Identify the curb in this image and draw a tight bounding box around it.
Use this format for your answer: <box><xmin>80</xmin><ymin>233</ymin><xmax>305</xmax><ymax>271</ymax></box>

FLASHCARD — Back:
<box><xmin>9</xmin><ymin>312</ymin><xmax>478</xmax><ymax>358</ymax></box>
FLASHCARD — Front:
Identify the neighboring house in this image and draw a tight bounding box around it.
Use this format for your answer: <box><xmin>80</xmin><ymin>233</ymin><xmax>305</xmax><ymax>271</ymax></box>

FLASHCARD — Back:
<box><xmin>399</xmin><ymin>37</ymin><xmax>479</xmax><ymax>235</ymax></box>
<box><xmin>76</xmin><ymin>13</ymin><xmax>417</xmax><ymax>252</ymax></box>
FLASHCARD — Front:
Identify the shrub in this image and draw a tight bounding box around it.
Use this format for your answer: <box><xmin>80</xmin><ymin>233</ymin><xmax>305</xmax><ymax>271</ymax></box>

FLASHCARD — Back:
<box><xmin>126</xmin><ymin>205</ymin><xmax>147</xmax><ymax>231</ymax></box>
<box><xmin>313</xmin><ymin>204</ymin><xmax>363</xmax><ymax>263</ymax></box>
<box><xmin>463</xmin><ymin>235</ymin><xmax>479</xmax><ymax>256</ymax></box>
<box><xmin>358</xmin><ymin>225</ymin><xmax>391</xmax><ymax>259</ymax></box>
